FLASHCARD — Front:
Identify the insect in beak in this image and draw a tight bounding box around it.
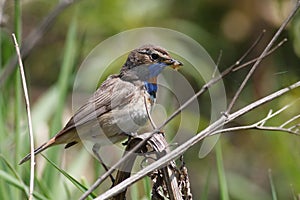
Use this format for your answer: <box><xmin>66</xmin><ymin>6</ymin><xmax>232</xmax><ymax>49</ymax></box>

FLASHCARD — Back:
<box><xmin>164</xmin><ymin>59</ymin><xmax>183</xmax><ymax>71</ymax></box>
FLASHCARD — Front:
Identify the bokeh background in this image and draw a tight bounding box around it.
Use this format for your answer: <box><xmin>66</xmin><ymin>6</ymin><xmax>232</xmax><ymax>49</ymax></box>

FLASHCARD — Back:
<box><xmin>1</xmin><ymin>0</ymin><xmax>300</xmax><ymax>199</ymax></box>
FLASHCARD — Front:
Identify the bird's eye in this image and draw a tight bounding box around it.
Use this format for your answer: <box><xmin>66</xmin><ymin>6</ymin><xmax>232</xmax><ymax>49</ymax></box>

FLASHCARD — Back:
<box><xmin>150</xmin><ymin>53</ymin><xmax>159</xmax><ymax>60</ymax></box>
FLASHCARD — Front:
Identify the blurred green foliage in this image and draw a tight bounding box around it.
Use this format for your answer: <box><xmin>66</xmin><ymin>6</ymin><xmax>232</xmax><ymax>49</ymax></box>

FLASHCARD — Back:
<box><xmin>0</xmin><ymin>0</ymin><xmax>300</xmax><ymax>199</ymax></box>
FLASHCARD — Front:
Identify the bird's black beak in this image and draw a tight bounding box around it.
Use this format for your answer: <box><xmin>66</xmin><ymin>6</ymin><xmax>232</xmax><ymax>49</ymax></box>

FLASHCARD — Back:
<box><xmin>165</xmin><ymin>59</ymin><xmax>183</xmax><ymax>71</ymax></box>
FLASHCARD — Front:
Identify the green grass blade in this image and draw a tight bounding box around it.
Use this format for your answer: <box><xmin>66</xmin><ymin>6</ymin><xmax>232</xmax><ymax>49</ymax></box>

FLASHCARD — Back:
<box><xmin>201</xmin><ymin>169</ymin><xmax>211</xmax><ymax>200</ymax></box>
<box><xmin>0</xmin><ymin>170</ymin><xmax>48</xmax><ymax>200</ymax></box>
<box><xmin>268</xmin><ymin>169</ymin><xmax>278</xmax><ymax>200</ymax></box>
<box><xmin>0</xmin><ymin>155</ymin><xmax>25</xmax><ymax>187</ymax></box>
<box><xmin>130</xmin><ymin>181</ymin><xmax>139</xmax><ymax>200</ymax></box>
<box><xmin>216</xmin><ymin>141</ymin><xmax>229</xmax><ymax>200</ymax></box>
<box><xmin>42</xmin><ymin>155</ymin><xmax>96</xmax><ymax>199</ymax></box>
<box><xmin>0</xmin><ymin>155</ymin><xmax>48</xmax><ymax>200</ymax></box>
<box><xmin>142</xmin><ymin>176</ymin><xmax>151</xmax><ymax>199</ymax></box>
<box><xmin>289</xmin><ymin>184</ymin><xmax>297</xmax><ymax>200</ymax></box>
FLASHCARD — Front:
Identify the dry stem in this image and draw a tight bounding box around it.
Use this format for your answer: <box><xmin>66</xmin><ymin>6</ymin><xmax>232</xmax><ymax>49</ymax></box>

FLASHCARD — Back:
<box><xmin>12</xmin><ymin>33</ymin><xmax>35</xmax><ymax>200</ymax></box>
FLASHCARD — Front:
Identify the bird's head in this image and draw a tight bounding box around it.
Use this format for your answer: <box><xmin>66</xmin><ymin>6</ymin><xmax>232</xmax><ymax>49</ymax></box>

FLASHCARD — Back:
<box><xmin>120</xmin><ymin>45</ymin><xmax>182</xmax><ymax>82</ymax></box>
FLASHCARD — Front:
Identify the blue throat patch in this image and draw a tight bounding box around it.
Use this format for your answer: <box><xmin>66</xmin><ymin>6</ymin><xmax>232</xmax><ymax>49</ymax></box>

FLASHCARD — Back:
<box><xmin>144</xmin><ymin>82</ymin><xmax>157</xmax><ymax>100</ymax></box>
<box><xmin>143</xmin><ymin>63</ymin><xmax>166</xmax><ymax>100</ymax></box>
<box><xmin>148</xmin><ymin>63</ymin><xmax>167</xmax><ymax>78</ymax></box>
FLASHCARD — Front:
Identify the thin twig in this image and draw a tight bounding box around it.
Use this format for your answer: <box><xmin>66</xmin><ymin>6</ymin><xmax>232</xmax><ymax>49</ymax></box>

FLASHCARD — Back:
<box><xmin>235</xmin><ymin>29</ymin><xmax>266</xmax><ymax>66</ymax></box>
<box><xmin>280</xmin><ymin>114</ymin><xmax>300</xmax><ymax>128</ymax></box>
<box><xmin>226</xmin><ymin>2</ymin><xmax>299</xmax><ymax>113</ymax></box>
<box><xmin>255</xmin><ymin>104</ymin><xmax>294</xmax><ymax>126</ymax></box>
<box><xmin>233</xmin><ymin>38</ymin><xmax>288</xmax><ymax>72</ymax></box>
<box><xmin>12</xmin><ymin>33</ymin><xmax>35</xmax><ymax>200</ymax></box>
<box><xmin>288</xmin><ymin>124</ymin><xmax>300</xmax><ymax>131</ymax></box>
<box><xmin>256</xmin><ymin>126</ymin><xmax>300</xmax><ymax>135</ymax></box>
<box><xmin>259</xmin><ymin>109</ymin><xmax>273</xmax><ymax>126</ymax></box>
<box><xmin>213</xmin><ymin>101</ymin><xmax>300</xmax><ymax>135</ymax></box>
<box><xmin>212</xmin><ymin>50</ymin><xmax>223</xmax><ymax>78</ymax></box>
<box><xmin>144</xmin><ymin>95</ymin><xmax>157</xmax><ymax>129</ymax></box>
<box><xmin>213</xmin><ymin>124</ymin><xmax>300</xmax><ymax>136</ymax></box>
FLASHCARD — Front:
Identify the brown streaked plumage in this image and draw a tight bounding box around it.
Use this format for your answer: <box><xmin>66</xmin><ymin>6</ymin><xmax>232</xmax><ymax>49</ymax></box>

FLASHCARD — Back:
<box><xmin>19</xmin><ymin>44</ymin><xmax>182</xmax><ymax>165</ymax></box>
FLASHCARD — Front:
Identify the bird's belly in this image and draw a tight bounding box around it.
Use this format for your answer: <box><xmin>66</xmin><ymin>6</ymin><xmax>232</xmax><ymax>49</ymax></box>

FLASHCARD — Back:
<box><xmin>101</xmin><ymin>95</ymin><xmax>151</xmax><ymax>135</ymax></box>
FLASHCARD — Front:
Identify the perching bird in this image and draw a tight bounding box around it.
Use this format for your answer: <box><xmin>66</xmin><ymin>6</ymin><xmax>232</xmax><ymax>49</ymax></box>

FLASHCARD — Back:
<box><xmin>19</xmin><ymin>44</ymin><xmax>182</xmax><ymax>165</ymax></box>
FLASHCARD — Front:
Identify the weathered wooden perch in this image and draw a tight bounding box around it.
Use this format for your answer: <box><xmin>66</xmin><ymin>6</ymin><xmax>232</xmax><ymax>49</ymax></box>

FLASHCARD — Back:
<box><xmin>111</xmin><ymin>132</ymin><xmax>192</xmax><ymax>200</ymax></box>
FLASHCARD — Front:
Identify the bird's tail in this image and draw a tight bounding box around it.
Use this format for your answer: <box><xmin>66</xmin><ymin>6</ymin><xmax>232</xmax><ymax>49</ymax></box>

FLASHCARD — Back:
<box><xmin>19</xmin><ymin>138</ymin><xmax>56</xmax><ymax>165</ymax></box>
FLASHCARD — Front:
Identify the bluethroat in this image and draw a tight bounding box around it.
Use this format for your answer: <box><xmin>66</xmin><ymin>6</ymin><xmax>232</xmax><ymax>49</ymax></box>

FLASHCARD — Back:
<box><xmin>19</xmin><ymin>44</ymin><xmax>182</xmax><ymax>165</ymax></box>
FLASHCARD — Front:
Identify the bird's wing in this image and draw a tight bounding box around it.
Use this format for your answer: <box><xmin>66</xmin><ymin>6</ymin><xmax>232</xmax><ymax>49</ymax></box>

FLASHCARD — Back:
<box><xmin>56</xmin><ymin>75</ymin><xmax>138</xmax><ymax>137</ymax></box>
<box><xmin>19</xmin><ymin>75</ymin><xmax>141</xmax><ymax>164</ymax></box>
